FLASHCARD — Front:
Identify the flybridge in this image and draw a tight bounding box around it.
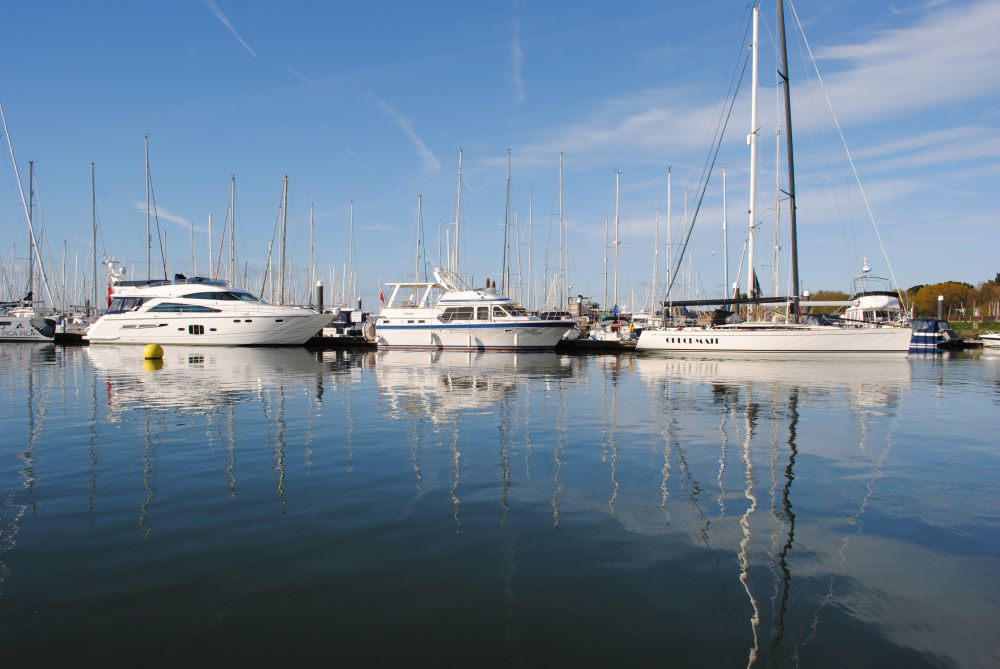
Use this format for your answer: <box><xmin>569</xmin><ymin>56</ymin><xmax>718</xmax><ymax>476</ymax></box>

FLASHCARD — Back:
<box><xmin>114</xmin><ymin>275</ymin><xmax>228</xmax><ymax>289</ymax></box>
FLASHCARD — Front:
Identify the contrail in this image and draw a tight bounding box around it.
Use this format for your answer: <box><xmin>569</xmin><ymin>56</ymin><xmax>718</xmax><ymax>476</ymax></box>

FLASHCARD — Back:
<box><xmin>206</xmin><ymin>1</ymin><xmax>258</xmax><ymax>59</ymax></box>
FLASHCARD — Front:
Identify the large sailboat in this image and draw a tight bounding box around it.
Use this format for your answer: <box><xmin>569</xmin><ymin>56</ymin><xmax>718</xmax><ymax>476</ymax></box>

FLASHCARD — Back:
<box><xmin>637</xmin><ymin>2</ymin><xmax>911</xmax><ymax>354</ymax></box>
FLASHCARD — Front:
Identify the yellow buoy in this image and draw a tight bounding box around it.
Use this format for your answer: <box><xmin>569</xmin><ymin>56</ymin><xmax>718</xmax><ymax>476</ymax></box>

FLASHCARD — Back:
<box><xmin>143</xmin><ymin>358</ymin><xmax>164</xmax><ymax>372</ymax></box>
<box><xmin>143</xmin><ymin>343</ymin><xmax>164</xmax><ymax>360</ymax></box>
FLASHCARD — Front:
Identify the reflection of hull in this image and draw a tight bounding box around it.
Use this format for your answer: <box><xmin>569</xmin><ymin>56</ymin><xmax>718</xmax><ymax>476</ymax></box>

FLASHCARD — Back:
<box><xmin>375</xmin><ymin>350</ymin><xmax>572</xmax><ymax>419</ymax></box>
<box><xmin>636</xmin><ymin>324</ymin><xmax>911</xmax><ymax>353</ymax></box>
<box><xmin>85</xmin><ymin>311</ymin><xmax>328</xmax><ymax>346</ymax></box>
<box><xmin>86</xmin><ymin>345</ymin><xmax>323</xmax><ymax>414</ymax></box>
<box><xmin>376</xmin><ymin>323</ymin><xmax>572</xmax><ymax>350</ymax></box>
<box><xmin>0</xmin><ymin>314</ymin><xmax>56</xmax><ymax>341</ymax></box>
<box><xmin>636</xmin><ymin>354</ymin><xmax>910</xmax><ymax>406</ymax></box>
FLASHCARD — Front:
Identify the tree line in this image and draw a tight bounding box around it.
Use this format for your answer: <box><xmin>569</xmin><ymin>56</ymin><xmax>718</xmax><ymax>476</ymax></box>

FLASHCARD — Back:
<box><xmin>806</xmin><ymin>273</ymin><xmax>1000</xmax><ymax>320</ymax></box>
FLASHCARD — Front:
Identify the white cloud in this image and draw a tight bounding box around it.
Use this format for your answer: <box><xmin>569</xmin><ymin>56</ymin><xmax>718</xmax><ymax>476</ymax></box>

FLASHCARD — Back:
<box><xmin>205</xmin><ymin>1</ymin><xmax>258</xmax><ymax>59</ymax></box>
<box><xmin>512</xmin><ymin>17</ymin><xmax>525</xmax><ymax>105</ymax></box>
<box><xmin>376</xmin><ymin>99</ymin><xmax>442</xmax><ymax>171</ymax></box>
<box><xmin>131</xmin><ymin>202</ymin><xmax>206</xmax><ymax>234</ymax></box>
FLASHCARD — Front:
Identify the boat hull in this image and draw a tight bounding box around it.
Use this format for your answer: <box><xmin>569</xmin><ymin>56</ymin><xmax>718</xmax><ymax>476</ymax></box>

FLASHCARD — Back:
<box><xmin>85</xmin><ymin>311</ymin><xmax>329</xmax><ymax>346</ymax></box>
<box><xmin>375</xmin><ymin>322</ymin><xmax>573</xmax><ymax>350</ymax></box>
<box><xmin>0</xmin><ymin>315</ymin><xmax>56</xmax><ymax>342</ymax></box>
<box><xmin>636</xmin><ymin>324</ymin><xmax>912</xmax><ymax>353</ymax></box>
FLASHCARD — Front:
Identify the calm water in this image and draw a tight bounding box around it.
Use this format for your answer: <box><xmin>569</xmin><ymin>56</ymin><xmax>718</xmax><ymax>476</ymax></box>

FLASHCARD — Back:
<box><xmin>1</xmin><ymin>343</ymin><xmax>998</xmax><ymax>667</ymax></box>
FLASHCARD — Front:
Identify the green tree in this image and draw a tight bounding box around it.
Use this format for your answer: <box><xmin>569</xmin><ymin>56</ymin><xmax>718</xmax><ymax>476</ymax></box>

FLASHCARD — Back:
<box><xmin>912</xmin><ymin>282</ymin><xmax>975</xmax><ymax>318</ymax></box>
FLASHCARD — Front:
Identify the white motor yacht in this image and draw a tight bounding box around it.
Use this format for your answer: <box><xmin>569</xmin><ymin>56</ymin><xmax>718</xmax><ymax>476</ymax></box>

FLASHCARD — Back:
<box><xmin>85</xmin><ymin>270</ymin><xmax>328</xmax><ymax>346</ymax></box>
<box><xmin>373</xmin><ymin>268</ymin><xmax>574</xmax><ymax>350</ymax></box>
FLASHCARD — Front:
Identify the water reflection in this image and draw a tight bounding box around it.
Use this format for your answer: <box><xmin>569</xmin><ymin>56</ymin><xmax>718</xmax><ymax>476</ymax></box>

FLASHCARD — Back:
<box><xmin>3</xmin><ymin>342</ymin><xmax>998</xmax><ymax>666</ymax></box>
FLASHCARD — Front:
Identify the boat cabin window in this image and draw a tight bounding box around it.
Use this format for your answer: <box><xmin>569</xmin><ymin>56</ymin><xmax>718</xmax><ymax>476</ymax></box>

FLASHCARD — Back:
<box><xmin>441</xmin><ymin>306</ymin><xmax>475</xmax><ymax>321</ymax></box>
<box><xmin>476</xmin><ymin>307</ymin><xmax>489</xmax><ymax>320</ymax></box>
<box><xmin>508</xmin><ymin>306</ymin><xmax>527</xmax><ymax>316</ymax></box>
<box><xmin>492</xmin><ymin>306</ymin><xmax>509</xmax><ymax>318</ymax></box>
<box><xmin>148</xmin><ymin>302</ymin><xmax>222</xmax><ymax>313</ymax></box>
<box><xmin>182</xmin><ymin>291</ymin><xmax>260</xmax><ymax>302</ymax></box>
<box><xmin>107</xmin><ymin>296</ymin><xmax>144</xmax><ymax>313</ymax></box>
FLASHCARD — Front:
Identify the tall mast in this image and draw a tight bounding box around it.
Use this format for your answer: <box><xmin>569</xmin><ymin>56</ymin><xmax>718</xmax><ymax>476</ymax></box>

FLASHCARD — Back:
<box><xmin>229</xmin><ymin>175</ymin><xmax>236</xmax><ymax>285</ymax></box>
<box><xmin>415</xmin><ymin>193</ymin><xmax>424</xmax><ymax>283</ymax></box>
<box><xmin>653</xmin><ymin>210</ymin><xmax>659</xmax><ymax>314</ymax></box>
<box><xmin>558</xmin><ymin>151</ymin><xmax>564</xmax><ymax>309</ymax></box>
<box><xmin>145</xmin><ymin>134</ymin><xmax>151</xmax><ymax>281</ymax></box>
<box><xmin>527</xmin><ymin>190</ymin><xmax>533</xmax><ymax>311</ymax></box>
<box><xmin>777</xmin><ymin>0</ymin><xmax>800</xmax><ymax>321</ymax></box>
<box><xmin>309</xmin><ymin>201</ymin><xmax>315</xmax><ymax>288</ymax></box>
<box><xmin>190</xmin><ymin>212</ymin><xmax>196</xmax><ymax>275</ymax></box>
<box><xmin>502</xmin><ymin>148</ymin><xmax>511</xmax><ymax>293</ymax></box>
<box><xmin>453</xmin><ymin>149</ymin><xmax>463</xmax><ymax>275</ymax></box>
<box><xmin>28</xmin><ymin>161</ymin><xmax>34</xmax><ymax>300</ymax></box>
<box><xmin>279</xmin><ymin>175</ymin><xmax>288</xmax><ymax>304</ymax></box>
<box><xmin>773</xmin><ymin>126</ymin><xmax>782</xmax><ymax>297</ymax></box>
<box><xmin>207</xmin><ymin>213</ymin><xmax>213</xmax><ymax>280</ymax></box>
<box><xmin>614</xmin><ymin>168</ymin><xmax>621</xmax><ymax>313</ymax></box>
<box><xmin>91</xmin><ymin>163</ymin><xmax>98</xmax><ymax>310</ymax></box>
<box><xmin>0</xmin><ymin>102</ymin><xmax>53</xmax><ymax>307</ymax></box>
<box><xmin>747</xmin><ymin>4</ymin><xmax>760</xmax><ymax>306</ymax></box>
<box><xmin>348</xmin><ymin>200</ymin><xmax>355</xmax><ymax>302</ymax></box>
<box><xmin>603</xmin><ymin>215</ymin><xmax>609</xmax><ymax>312</ymax></box>
<box><xmin>666</xmin><ymin>167</ymin><xmax>672</xmax><ymax>312</ymax></box>
<box><xmin>723</xmin><ymin>165</ymin><xmax>729</xmax><ymax>298</ymax></box>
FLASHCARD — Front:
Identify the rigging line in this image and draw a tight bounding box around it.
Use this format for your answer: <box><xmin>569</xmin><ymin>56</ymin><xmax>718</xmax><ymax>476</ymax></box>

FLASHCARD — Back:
<box><xmin>786</xmin><ymin>0</ymin><xmax>908</xmax><ymax>313</ymax></box>
<box><xmin>0</xmin><ymin>102</ymin><xmax>56</xmax><ymax>308</ymax></box>
<box><xmin>665</xmin><ymin>47</ymin><xmax>752</xmax><ymax>305</ymax></box>
<box><xmin>146</xmin><ymin>160</ymin><xmax>168</xmax><ymax>280</ymax></box>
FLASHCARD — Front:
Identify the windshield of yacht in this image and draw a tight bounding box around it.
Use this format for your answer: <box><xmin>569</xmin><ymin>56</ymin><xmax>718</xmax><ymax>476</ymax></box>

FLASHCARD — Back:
<box><xmin>107</xmin><ymin>296</ymin><xmax>144</xmax><ymax>314</ymax></box>
<box><xmin>182</xmin><ymin>291</ymin><xmax>261</xmax><ymax>302</ymax></box>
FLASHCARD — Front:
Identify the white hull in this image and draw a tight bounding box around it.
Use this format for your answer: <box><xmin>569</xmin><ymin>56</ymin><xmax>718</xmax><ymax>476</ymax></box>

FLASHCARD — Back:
<box><xmin>0</xmin><ymin>314</ymin><xmax>56</xmax><ymax>342</ymax></box>
<box><xmin>636</xmin><ymin>324</ymin><xmax>912</xmax><ymax>353</ymax></box>
<box><xmin>980</xmin><ymin>334</ymin><xmax>1000</xmax><ymax>348</ymax></box>
<box><xmin>85</xmin><ymin>310</ymin><xmax>329</xmax><ymax>346</ymax></box>
<box><xmin>376</xmin><ymin>321</ymin><xmax>572</xmax><ymax>350</ymax></box>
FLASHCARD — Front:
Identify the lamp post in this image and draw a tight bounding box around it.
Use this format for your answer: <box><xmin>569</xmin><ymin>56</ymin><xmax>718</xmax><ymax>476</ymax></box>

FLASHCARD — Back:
<box><xmin>937</xmin><ymin>295</ymin><xmax>944</xmax><ymax>321</ymax></box>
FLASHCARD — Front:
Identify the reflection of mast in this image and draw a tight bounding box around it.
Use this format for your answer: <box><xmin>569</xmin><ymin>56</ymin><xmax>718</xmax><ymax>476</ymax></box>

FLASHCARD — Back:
<box><xmin>795</xmin><ymin>392</ymin><xmax>902</xmax><ymax>661</ymax></box>
<box><xmin>550</xmin><ymin>383</ymin><xmax>567</xmax><ymax>528</ymax></box>
<box><xmin>608</xmin><ymin>373</ymin><xmax>620</xmax><ymax>515</ymax></box>
<box><xmin>499</xmin><ymin>394</ymin><xmax>512</xmax><ymax>533</ymax></box>
<box><xmin>769</xmin><ymin>388</ymin><xmax>799</xmax><ymax>662</ymax></box>
<box><xmin>224</xmin><ymin>404</ymin><xmax>238</xmax><ymax>501</ymax></box>
<box><xmin>88</xmin><ymin>374</ymin><xmax>98</xmax><ymax>513</ymax></box>
<box><xmin>410</xmin><ymin>416</ymin><xmax>423</xmax><ymax>493</ymax></box>
<box><xmin>138</xmin><ymin>412</ymin><xmax>157</xmax><ymax>539</ymax></box>
<box><xmin>275</xmin><ymin>385</ymin><xmax>287</xmax><ymax>508</ymax></box>
<box><xmin>739</xmin><ymin>393</ymin><xmax>761</xmax><ymax>668</ymax></box>
<box><xmin>449</xmin><ymin>423</ymin><xmax>462</xmax><ymax>535</ymax></box>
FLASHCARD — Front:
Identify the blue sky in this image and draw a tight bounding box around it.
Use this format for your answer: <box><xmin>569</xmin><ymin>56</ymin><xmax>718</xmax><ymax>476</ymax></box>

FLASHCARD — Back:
<box><xmin>2</xmin><ymin>0</ymin><xmax>998</xmax><ymax>310</ymax></box>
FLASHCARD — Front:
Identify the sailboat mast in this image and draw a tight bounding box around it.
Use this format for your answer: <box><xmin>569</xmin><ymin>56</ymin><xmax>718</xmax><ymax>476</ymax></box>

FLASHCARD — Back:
<box><xmin>747</xmin><ymin>5</ymin><xmax>760</xmax><ymax>304</ymax></box>
<box><xmin>558</xmin><ymin>151</ymin><xmax>564</xmax><ymax>309</ymax></box>
<box><xmin>502</xmin><ymin>148</ymin><xmax>511</xmax><ymax>293</ymax></box>
<box><xmin>145</xmin><ymin>134</ymin><xmax>151</xmax><ymax>281</ymax></box>
<box><xmin>279</xmin><ymin>175</ymin><xmax>288</xmax><ymax>304</ymax></box>
<box><xmin>653</xmin><ymin>210</ymin><xmax>659</xmax><ymax>314</ymax></box>
<box><xmin>309</xmin><ymin>201</ymin><xmax>315</xmax><ymax>288</ymax></box>
<box><xmin>453</xmin><ymin>149</ymin><xmax>463</xmax><ymax>276</ymax></box>
<box><xmin>91</xmin><ymin>163</ymin><xmax>98</xmax><ymax>311</ymax></box>
<box><xmin>614</xmin><ymin>168</ymin><xmax>621</xmax><ymax>313</ymax></box>
<box><xmin>527</xmin><ymin>190</ymin><xmax>533</xmax><ymax>311</ymax></box>
<box><xmin>666</xmin><ymin>167</ymin><xmax>672</xmax><ymax>312</ymax></box>
<box><xmin>207</xmin><ymin>214</ymin><xmax>213</xmax><ymax>280</ymax></box>
<box><xmin>603</xmin><ymin>215</ymin><xmax>609</xmax><ymax>312</ymax></box>
<box><xmin>777</xmin><ymin>0</ymin><xmax>800</xmax><ymax>321</ymax></box>
<box><xmin>28</xmin><ymin>161</ymin><xmax>34</xmax><ymax>301</ymax></box>
<box><xmin>723</xmin><ymin>165</ymin><xmax>730</xmax><ymax>298</ymax></box>
<box><xmin>415</xmin><ymin>194</ymin><xmax>424</xmax><ymax>283</ymax></box>
<box><xmin>229</xmin><ymin>175</ymin><xmax>236</xmax><ymax>285</ymax></box>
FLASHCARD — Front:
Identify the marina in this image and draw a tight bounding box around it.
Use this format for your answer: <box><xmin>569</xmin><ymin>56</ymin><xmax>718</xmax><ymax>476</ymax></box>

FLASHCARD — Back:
<box><xmin>2</xmin><ymin>0</ymin><xmax>1000</xmax><ymax>666</ymax></box>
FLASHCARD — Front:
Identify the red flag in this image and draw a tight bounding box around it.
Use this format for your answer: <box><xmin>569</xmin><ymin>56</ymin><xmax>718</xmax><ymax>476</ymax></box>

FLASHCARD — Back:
<box><xmin>379</xmin><ymin>289</ymin><xmax>385</xmax><ymax>304</ymax></box>
<box><xmin>107</xmin><ymin>283</ymin><xmax>113</xmax><ymax>307</ymax></box>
